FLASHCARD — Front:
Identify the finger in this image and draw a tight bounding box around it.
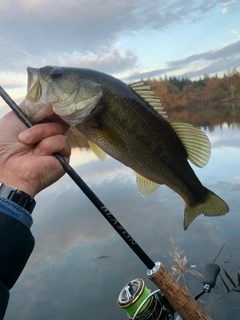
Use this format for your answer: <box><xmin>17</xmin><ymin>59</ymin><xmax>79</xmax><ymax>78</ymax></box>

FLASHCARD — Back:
<box><xmin>19</xmin><ymin>100</ymin><xmax>27</xmax><ymax>110</ymax></box>
<box><xmin>34</xmin><ymin>134</ymin><xmax>71</xmax><ymax>159</ymax></box>
<box><xmin>40</xmin><ymin>113</ymin><xmax>70</xmax><ymax>132</ymax></box>
<box><xmin>20</xmin><ymin>99</ymin><xmax>70</xmax><ymax>131</ymax></box>
<box><xmin>18</xmin><ymin>122</ymin><xmax>67</xmax><ymax>144</ymax></box>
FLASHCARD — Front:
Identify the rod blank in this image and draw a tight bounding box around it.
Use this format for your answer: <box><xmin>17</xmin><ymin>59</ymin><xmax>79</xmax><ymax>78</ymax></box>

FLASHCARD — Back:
<box><xmin>0</xmin><ymin>86</ymin><xmax>155</xmax><ymax>270</ymax></box>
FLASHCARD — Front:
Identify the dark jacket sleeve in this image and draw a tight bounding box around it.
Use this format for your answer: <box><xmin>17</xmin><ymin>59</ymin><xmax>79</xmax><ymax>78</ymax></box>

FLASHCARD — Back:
<box><xmin>0</xmin><ymin>212</ymin><xmax>35</xmax><ymax>319</ymax></box>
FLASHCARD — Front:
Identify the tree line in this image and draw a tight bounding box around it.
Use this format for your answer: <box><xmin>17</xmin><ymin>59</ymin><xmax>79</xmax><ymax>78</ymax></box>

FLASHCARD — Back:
<box><xmin>148</xmin><ymin>68</ymin><xmax>240</xmax><ymax>111</ymax></box>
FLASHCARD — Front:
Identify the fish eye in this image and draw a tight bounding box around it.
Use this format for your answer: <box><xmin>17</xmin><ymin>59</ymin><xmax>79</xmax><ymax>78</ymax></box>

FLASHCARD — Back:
<box><xmin>50</xmin><ymin>68</ymin><xmax>63</xmax><ymax>80</ymax></box>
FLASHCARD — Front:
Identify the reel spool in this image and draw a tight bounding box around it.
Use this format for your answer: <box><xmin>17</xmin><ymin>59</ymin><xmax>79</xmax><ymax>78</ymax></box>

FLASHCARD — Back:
<box><xmin>117</xmin><ymin>278</ymin><xmax>171</xmax><ymax>320</ymax></box>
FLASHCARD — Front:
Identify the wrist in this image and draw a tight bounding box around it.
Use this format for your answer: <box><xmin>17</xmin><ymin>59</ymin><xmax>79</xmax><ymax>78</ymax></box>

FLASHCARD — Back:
<box><xmin>0</xmin><ymin>169</ymin><xmax>36</xmax><ymax>198</ymax></box>
<box><xmin>0</xmin><ymin>182</ymin><xmax>36</xmax><ymax>214</ymax></box>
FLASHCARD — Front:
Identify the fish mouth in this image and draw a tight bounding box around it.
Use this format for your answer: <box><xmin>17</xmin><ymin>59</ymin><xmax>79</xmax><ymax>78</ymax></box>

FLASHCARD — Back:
<box><xmin>25</xmin><ymin>66</ymin><xmax>53</xmax><ymax>122</ymax></box>
<box><xmin>26</xmin><ymin>67</ymin><xmax>43</xmax><ymax>103</ymax></box>
<box><xmin>27</xmin><ymin>67</ymin><xmax>40</xmax><ymax>93</ymax></box>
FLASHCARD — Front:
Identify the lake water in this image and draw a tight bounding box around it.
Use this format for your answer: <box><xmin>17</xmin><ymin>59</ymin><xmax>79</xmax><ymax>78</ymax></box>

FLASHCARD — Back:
<box><xmin>4</xmin><ymin>122</ymin><xmax>240</xmax><ymax>320</ymax></box>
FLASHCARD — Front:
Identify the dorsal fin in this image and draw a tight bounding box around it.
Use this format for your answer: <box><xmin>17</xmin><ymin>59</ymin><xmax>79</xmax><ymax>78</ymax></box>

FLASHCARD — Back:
<box><xmin>135</xmin><ymin>172</ymin><xmax>160</xmax><ymax>196</ymax></box>
<box><xmin>88</xmin><ymin>140</ymin><xmax>107</xmax><ymax>162</ymax></box>
<box><xmin>130</xmin><ymin>82</ymin><xmax>168</xmax><ymax>119</ymax></box>
<box><xmin>170</xmin><ymin>122</ymin><xmax>211</xmax><ymax>168</ymax></box>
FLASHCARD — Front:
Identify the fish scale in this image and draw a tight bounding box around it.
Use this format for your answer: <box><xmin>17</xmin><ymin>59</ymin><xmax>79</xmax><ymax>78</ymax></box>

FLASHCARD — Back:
<box><xmin>76</xmin><ymin>81</ymin><xmax>208</xmax><ymax>208</ymax></box>
<box><xmin>24</xmin><ymin>66</ymin><xmax>229</xmax><ymax>229</ymax></box>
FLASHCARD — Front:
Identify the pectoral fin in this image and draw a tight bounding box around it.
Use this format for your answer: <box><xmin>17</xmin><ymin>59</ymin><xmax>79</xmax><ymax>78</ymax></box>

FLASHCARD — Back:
<box><xmin>135</xmin><ymin>173</ymin><xmax>160</xmax><ymax>196</ymax></box>
<box><xmin>66</xmin><ymin>127</ymin><xmax>89</xmax><ymax>148</ymax></box>
<box><xmin>96</xmin><ymin>122</ymin><xmax>123</xmax><ymax>147</ymax></box>
<box><xmin>170</xmin><ymin>122</ymin><xmax>211</xmax><ymax>168</ymax></box>
<box><xmin>88</xmin><ymin>122</ymin><xmax>122</xmax><ymax>162</ymax></box>
<box><xmin>88</xmin><ymin>140</ymin><xmax>107</xmax><ymax>162</ymax></box>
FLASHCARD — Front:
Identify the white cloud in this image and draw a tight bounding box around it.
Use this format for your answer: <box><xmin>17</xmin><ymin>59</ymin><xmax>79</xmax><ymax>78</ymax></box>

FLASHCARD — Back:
<box><xmin>221</xmin><ymin>1</ymin><xmax>236</xmax><ymax>14</ymax></box>
<box><xmin>235</xmin><ymin>176</ymin><xmax>240</xmax><ymax>184</ymax></box>
<box><xmin>0</xmin><ymin>0</ymin><xmax>232</xmax><ymax>73</ymax></box>
<box><xmin>123</xmin><ymin>40</ymin><xmax>240</xmax><ymax>81</ymax></box>
<box><xmin>0</xmin><ymin>0</ymin><xmax>239</xmax><ymax>88</ymax></box>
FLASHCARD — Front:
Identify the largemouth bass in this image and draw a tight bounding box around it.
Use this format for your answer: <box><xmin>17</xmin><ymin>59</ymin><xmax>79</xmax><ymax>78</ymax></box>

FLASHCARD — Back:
<box><xmin>24</xmin><ymin>66</ymin><xmax>229</xmax><ymax>229</ymax></box>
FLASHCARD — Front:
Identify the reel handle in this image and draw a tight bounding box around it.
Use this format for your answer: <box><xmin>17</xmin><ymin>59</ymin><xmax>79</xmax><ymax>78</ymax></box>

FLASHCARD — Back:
<box><xmin>203</xmin><ymin>263</ymin><xmax>220</xmax><ymax>288</ymax></box>
<box><xmin>148</xmin><ymin>262</ymin><xmax>211</xmax><ymax>320</ymax></box>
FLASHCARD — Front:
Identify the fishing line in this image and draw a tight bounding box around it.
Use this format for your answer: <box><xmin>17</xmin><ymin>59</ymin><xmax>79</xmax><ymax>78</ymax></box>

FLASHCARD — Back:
<box><xmin>0</xmin><ymin>86</ymin><xmax>155</xmax><ymax>270</ymax></box>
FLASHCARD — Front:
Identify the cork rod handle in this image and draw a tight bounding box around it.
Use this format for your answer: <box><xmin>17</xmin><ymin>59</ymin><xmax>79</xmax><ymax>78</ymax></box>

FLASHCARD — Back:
<box><xmin>147</xmin><ymin>262</ymin><xmax>211</xmax><ymax>320</ymax></box>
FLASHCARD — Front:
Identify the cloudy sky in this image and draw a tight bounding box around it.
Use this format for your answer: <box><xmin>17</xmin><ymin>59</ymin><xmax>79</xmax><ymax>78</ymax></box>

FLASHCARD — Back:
<box><xmin>0</xmin><ymin>0</ymin><xmax>240</xmax><ymax>109</ymax></box>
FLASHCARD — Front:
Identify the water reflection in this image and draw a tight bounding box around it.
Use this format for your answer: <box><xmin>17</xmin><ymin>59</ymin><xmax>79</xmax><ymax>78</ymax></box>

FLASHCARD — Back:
<box><xmin>4</xmin><ymin>124</ymin><xmax>240</xmax><ymax>320</ymax></box>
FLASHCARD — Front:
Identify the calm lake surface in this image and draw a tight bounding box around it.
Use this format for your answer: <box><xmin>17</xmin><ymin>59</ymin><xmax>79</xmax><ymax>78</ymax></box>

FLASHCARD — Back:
<box><xmin>4</xmin><ymin>122</ymin><xmax>240</xmax><ymax>320</ymax></box>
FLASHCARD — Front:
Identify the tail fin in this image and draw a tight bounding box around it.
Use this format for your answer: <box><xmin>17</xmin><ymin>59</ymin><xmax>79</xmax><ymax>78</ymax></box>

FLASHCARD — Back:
<box><xmin>184</xmin><ymin>189</ymin><xmax>229</xmax><ymax>230</ymax></box>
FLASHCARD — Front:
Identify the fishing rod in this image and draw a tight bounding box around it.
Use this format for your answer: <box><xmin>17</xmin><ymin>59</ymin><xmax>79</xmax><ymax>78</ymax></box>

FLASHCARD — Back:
<box><xmin>0</xmin><ymin>86</ymin><xmax>211</xmax><ymax>320</ymax></box>
<box><xmin>0</xmin><ymin>86</ymin><xmax>154</xmax><ymax>269</ymax></box>
<box><xmin>117</xmin><ymin>263</ymin><xmax>220</xmax><ymax>320</ymax></box>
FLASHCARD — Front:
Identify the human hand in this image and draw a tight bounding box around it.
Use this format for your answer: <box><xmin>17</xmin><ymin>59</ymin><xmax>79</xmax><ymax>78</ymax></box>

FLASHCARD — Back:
<box><xmin>0</xmin><ymin>101</ymin><xmax>71</xmax><ymax>198</ymax></box>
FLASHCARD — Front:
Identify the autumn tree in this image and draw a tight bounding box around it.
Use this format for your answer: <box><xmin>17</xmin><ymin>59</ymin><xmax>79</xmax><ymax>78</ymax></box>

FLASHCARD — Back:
<box><xmin>148</xmin><ymin>68</ymin><xmax>240</xmax><ymax>110</ymax></box>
